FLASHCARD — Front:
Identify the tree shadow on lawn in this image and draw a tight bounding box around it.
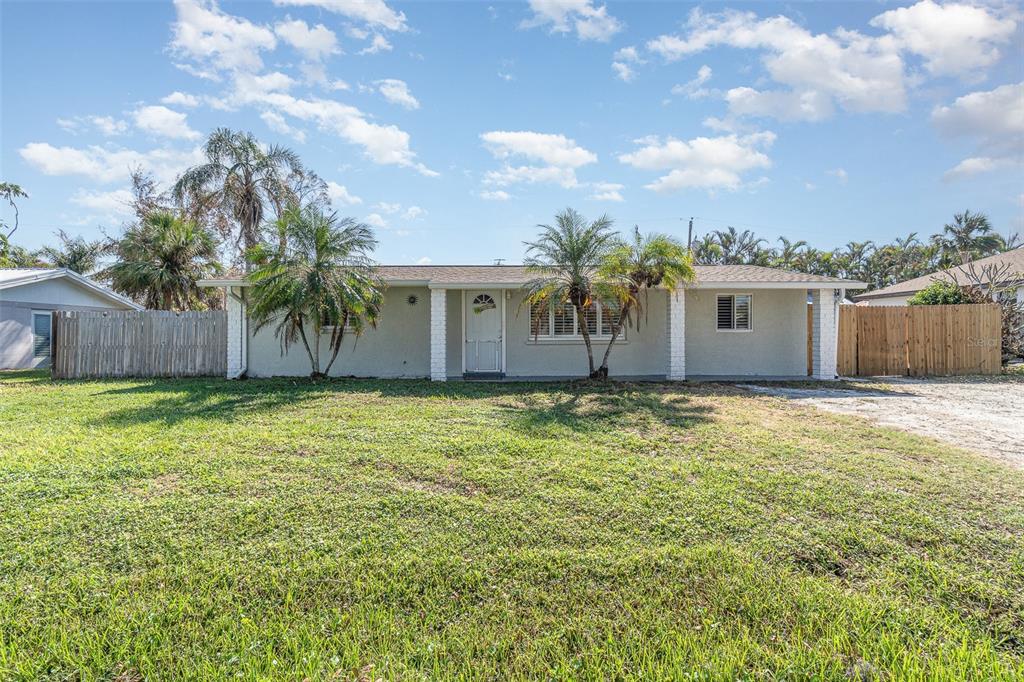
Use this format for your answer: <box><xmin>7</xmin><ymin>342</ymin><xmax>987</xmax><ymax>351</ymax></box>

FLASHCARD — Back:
<box><xmin>88</xmin><ymin>376</ymin><xmax>717</xmax><ymax>432</ymax></box>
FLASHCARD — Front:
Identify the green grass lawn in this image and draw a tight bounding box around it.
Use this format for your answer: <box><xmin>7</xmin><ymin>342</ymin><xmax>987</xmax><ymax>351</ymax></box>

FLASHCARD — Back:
<box><xmin>1</xmin><ymin>371</ymin><xmax>1022</xmax><ymax>680</ymax></box>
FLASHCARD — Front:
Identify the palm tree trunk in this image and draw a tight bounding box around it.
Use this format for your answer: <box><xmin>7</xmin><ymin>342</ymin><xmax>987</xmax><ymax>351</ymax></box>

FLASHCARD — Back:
<box><xmin>323</xmin><ymin>329</ymin><xmax>345</xmax><ymax>376</ymax></box>
<box><xmin>296</xmin><ymin>317</ymin><xmax>318</xmax><ymax>377</ymax></box>
<box><xmin>574</xmin><ymin>303</ymin><xmax>597</xmax><ymax>377</ymax></box>
<box><xmin>597</xmin><ymin>301</ymin><xmax>633</xmax><ymax>375</ymax></box>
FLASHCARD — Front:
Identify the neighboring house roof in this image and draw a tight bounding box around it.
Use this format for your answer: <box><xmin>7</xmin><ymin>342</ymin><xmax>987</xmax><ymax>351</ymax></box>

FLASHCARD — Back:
<box><xmin>200</xmin><ymin>264</ymin><xmax>865</xmax><ymax>290</ymax></box>
<box><xmin>852</xmin><ymin>247</ymin><xmax>1024</xmax><ymax>301</ymax></box>
<box><xmin>0</xmin><ymin>268</ymin><xmax>143</xmax><ymax>310</ymax></box>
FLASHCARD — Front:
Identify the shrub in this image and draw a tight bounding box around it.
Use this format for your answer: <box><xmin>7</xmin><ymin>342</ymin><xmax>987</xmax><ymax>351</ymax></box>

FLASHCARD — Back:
<box><xmin>908</xmin><ymin>280</ymin><xmax>965</xmax><ymax>305</ymax></box>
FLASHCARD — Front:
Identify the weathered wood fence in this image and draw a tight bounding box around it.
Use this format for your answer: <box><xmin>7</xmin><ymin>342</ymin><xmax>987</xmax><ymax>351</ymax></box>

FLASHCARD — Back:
<box><xmin>52</xmin><ymin>310</ymin><xmax>227</xmax><ymax>379</ymax></box>
<box><xmin>817</xmin><ymin>303</ymin><xmax>1001</xmax><ymax>377</ymax></box>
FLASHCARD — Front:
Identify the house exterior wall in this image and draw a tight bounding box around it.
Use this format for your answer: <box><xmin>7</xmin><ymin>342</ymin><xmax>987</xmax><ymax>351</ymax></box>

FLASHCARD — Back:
<box><xmin>502</xmin><ymin>289</ymin><xmax>668</xmax><ymax>378</ymax></box>
<box><xmin>245</xmin><ymin>286</ymin><xmax>432</xmax><ymax>378</ymax></box>
<box><xmin>684</xmin><ymin>288</ymin><xmax>808</xmax><ymax>377</ymax></box>
<box><xmin>0</xmin><ymin>279</ymin><xmax>134</xmax><ymax>369</ymax></box>
<box><xmin>238</xmin><ymin>285</ymin><xmax>819</xmax><ymax>379</ymax></box>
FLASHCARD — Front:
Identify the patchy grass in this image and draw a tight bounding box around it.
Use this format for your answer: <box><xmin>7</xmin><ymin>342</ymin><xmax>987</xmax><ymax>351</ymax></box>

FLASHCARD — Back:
<box><xmin>1</xmin><ymin>371</ymin><xmax>1022</xmax><ymax>680</ymax></box>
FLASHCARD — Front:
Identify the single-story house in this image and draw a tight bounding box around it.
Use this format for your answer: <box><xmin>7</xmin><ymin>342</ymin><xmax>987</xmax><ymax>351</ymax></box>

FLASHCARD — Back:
<box><xmin>0</xmin><ymin>268</ymin><xmax>142</xmax><ymax>369</ymax></box>
<box><xmin>853</xmin><ymin>247</ymin><xmax>1024</xmax><ymax>307</ymax></box>
<box><xmin>200</xmin><ymin>265</ymin><xmax>864</xmax><ymax>381</ymax></box>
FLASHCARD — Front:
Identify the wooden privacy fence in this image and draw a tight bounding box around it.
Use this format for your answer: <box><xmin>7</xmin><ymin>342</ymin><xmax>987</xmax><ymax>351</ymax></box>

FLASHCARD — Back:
<box><xmin>52</xmin><ymin>310</ymin><xmax>227</xmax><ymax>379</ymax></box>
<box><xmin>828</xmin><ymin>304</ymin><xmax>1001</xmax><ymax>377</ymax></box>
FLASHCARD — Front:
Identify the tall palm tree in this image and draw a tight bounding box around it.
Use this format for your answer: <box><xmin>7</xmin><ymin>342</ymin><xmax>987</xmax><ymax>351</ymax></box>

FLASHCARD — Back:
<box><xmin>103</xmin><ymin>211</ymin><xmax>221</xmax><ymax>310</ymax></box>
<box><xmin>172</xmin><ymin>128</ymin><xmax>303</xmax><ymax>262</ymax></box>
<box><xmin>36</xmin><ymin>230</ymin><xmax>104</xmax><ymax>275</ymax></box>
<box><xmin>714</xmin><ymin>227</ymin><xmax>767</xmax><ymax>264</ymax></box>
<box><xmin>936</xmin><ymin>210</ymin><xmax>1004</xmax><ymax>264</ymax></box>
<box><xmin>246</xmin><ymin>205</ymin><xmax>384</xmax><ymax>379</ymax></box>
<box><xmin>522</xmin><ymin>208</ymin><xmax>615</xmax><ymax>378</ymax></box>
<box><xmin>691</xmin><ymin>233</ymin><xmax>722</xmax><ymax>264</ymax></box>
<box><xmin>775</xmin><ymin>237</ymin><xmax>808</xmax><ymax>269</ymax></box>
<box><xmin>596</xmin><ymin>227</ymin><xmax>695</xmax><ymax>376</ymax></box>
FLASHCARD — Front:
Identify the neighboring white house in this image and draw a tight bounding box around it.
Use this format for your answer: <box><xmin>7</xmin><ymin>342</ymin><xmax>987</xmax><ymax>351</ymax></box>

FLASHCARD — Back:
<box><xmin>0</xmin><ymin>268</ymin><xmax>142</xmax><ymax>369</ymax></box>
<box><xmin>200</xmin><ymin>265</ymin><xmax>864</xmax><ymax>381</ymax></box>
<box><xmin>853</xmin><ymin>247</ymin><xmax>1024</xmax><ymax>307</ymax></box>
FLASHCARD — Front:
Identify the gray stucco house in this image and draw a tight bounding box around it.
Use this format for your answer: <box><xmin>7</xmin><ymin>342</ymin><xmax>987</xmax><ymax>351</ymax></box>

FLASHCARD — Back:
<box><xmin>0</xmin><ymin>268</ymin><xmax>141</xmax><ymax>369</ymax></box>
<box><xmin>201</xmin><ymin>265</ymin><xmax>864</xmax><ymax>381</ymax></box>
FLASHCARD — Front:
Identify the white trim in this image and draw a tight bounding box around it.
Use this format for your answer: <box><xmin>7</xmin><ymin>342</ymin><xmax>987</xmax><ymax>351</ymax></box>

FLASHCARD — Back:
<box><xmin>460</xmin><ymin>290</ymin><xmax>466</xmax><ymax>375</ymax></box>
<box><xmin>0</xmin><ymin>269</ymin><xmax>142</xmax><ymax>310</ymax></box>
<box><xmin>30</xmin><ymin>310</ymin><xmax>52</xmax><ymax>358</ymax></box>
<box><xmin>462</xmin><ymin>288</ymin><xmax>504</xmax><ymax>374</ymax></box>
<box><xmin>500</xmin><ymin>289</ymin><xmax>506</xmax><ymax>374</ymax></box>
<box><xmin>527</xmin><ymin>300</ymin><xmax>623</xmax><ymax>342</ymax></box>
<box><xmin>200</xmin><ymin>277</ymin><xmax>867</xmax><ymax>291</ymax></box>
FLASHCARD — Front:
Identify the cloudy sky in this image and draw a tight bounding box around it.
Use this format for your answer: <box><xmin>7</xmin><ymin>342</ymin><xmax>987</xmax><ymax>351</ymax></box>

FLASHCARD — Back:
<box><xmin>2</xmin><ymin>0</ymin><xmax>1021</xmax><ymax>265</ymax></box>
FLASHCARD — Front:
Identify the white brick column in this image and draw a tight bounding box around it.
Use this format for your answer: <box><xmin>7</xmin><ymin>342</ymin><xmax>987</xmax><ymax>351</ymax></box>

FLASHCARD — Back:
<box><xmin>226</xmin><ymin>286</ymin><xmax>247</xmax><ymax>379</ymax></box>
<box><xmin>811</xmin><ymin>288</ymin><xmax>838</xmax><ymax>380</ymax></box>
<box><xmin>667</xmin><ymin>288</ymin><xmax>686</xmax><ymax>380</ymax></box>
<box><xmin>430</xmin><ymin>288</ymin><xmax>447</xmax><ymax>381</ymax></box>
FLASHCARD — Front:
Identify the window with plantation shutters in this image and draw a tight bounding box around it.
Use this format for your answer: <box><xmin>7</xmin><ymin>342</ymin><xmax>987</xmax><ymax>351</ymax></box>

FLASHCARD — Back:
<box><xmin>528</xmin><ymin>300</ymin><xmax>624</xmax><ymax>340</ymax></box>
<box><xmin>716</xmin><ymin>294</ymin><xmax>752</xmax><ymax>331</ymax></box>
<box><xmin>32</xmin><ymin>312</ymin><xmax>52</xmax><ymax>358</ymax></box>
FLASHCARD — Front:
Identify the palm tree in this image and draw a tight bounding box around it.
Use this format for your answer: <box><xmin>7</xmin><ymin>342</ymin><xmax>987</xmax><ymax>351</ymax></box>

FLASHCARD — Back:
<box><xmin>246</xmin><ymin>205</ymin><xmax>384</xmax><ymax>379</ymax></box>
<box><xmin>691</xmin><ymin>234</ymin><xmax>722</xmax><ymax>264</ymax></box>
<box><xmin>714</xmin><ymin>227</ymin><xmax>767</xmax><ymax>264</ymax></box>
<box><xmin>172</xmin><ymin>128</ymin><xmax>303</xmax><ymax>262</ymax></box>
<box><xmin>936</xmin><ymin>210</ymin><xmax>1004</xmax><ymax>264</ymax></box>
<box><xmin>522</xmin><ymin>208</ymin><xmax>615</xmax><ymax>378</ymax></box>
<box><xmin>775</xmin><ymin>237</ymin><xmax>808</xmax><ymax>269</ymax></box>
<box><xmin>103</xmin><ymin>211</ymin><xmax>221</xmax><ymax>310</ymax></box>
<box><xmin>36</xmin><ymin>230</ymin><xmax>104</xmax><ymax>275</ymax></box>
<box><xmin>596</xmin><ymin>227</ymin><xmax>695</xmax><ymax>376</ymax></box>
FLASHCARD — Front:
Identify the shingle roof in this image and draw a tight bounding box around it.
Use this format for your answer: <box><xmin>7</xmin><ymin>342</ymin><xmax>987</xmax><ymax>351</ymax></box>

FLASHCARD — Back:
<box><xmin>852</xmin><ymin>248</ymin><xmax>1024</xmax><ymax>300</ymax></box>
<box><xmin>200</xmin><ymin>264</ymin><xmax>864</xmax><ymax>288</ymax></box>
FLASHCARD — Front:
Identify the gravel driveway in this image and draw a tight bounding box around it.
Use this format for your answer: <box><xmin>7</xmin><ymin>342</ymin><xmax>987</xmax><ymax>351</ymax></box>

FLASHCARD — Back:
<box><xmin>742</xmin><ymin>377</ymin><xmax>1024</xmax><ymax>467</ymax></box>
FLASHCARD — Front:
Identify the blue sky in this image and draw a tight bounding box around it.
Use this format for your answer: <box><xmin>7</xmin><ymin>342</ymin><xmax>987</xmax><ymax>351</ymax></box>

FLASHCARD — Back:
<box><xmin>2</xmin><ymin>0</ymin><xmax>1022</xmax><ymax>265</ymax></box>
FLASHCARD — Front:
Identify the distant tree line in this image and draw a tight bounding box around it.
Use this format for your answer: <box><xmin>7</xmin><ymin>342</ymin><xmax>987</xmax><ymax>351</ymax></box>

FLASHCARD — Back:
<box><xmin>690</xmin><ymin>211</ymin><xmax>1018</xmax><ymax>289</ymax></box>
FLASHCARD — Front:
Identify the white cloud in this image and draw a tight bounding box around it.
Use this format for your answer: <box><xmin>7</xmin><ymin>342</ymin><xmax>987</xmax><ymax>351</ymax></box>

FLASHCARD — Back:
<box><xmin>415</xmin><ymin>256</ymin><xmax>432</xmax><ymax>265</ymax></box>
<box><xmin>943</xmin><ymin>156</ymin><xmax>1016</xmax><ymax>181</ymax></box>
<box><xmin>325</xmin><ymin>181</ymin><xmax>362</xmax><ymax>206</ymax></box>
<box><xmin>647</xmin><ymin>8</ymin><xmax>906</xmax><ymax>119</ymax></box>
<box><xmin>827</xmin><ymin>168</ymin><xmax>848</xmax><ymax>184</ymax></box>
<box><xmin>671</xmin><ymin>64</ymin><xmax>713</xmax><ymax>99</ymax></box>
<box><xmin>870</xmin><ymin>0</ymin><xmax>1016</xmax><ymax>78</ymax></box>
<box><xmin>235</xmin><ymin>92</ymin><xmax>436</xmax><ymax>175</ymax></box>
<box><xmin>70</xmin><ymin>188</ymin><xmax>134</xmax><ymax>215</ymax></box>
<box><xmin>618</xmin><ymin>131</ymin><xmax>775</xmax><ymax>192</ymax></box>
<box><xmin>364</xmin><ymin>212</ymin><xmax>387</xmax><ymax>228</ymax></box>
<box><xmin>359</xmin><ymin>34</ymin><xmax>393</xmax><ymax>55</ymax></box>
<box><xmin>522</xmin><ymin>0</ymin><xmax>622</xmax><ymax>42</ymax></box>
<box><xmin>19</xmin><ymin>142</ymin><xmax>205</xmax><ymax>185</ymax></box>
<box><xmin>481</xmin><ymin>131</ymin><xmax>596</xmax><ymax>168</ymax></box>
<box><xmin>613</xmin><ymin>46</ymin><xmax>642</xmax><ymax>63</ymax></box>
<box><xmin>375</xmin><ymin>201</ymin><xmax>401</xmax><ymax>214</ymax></box>
<box><xmin>374</xmin><ymin>79</ymin><xmax>419</xmax><ymax>109</ymax></box>
<box><xmin>724</xmin><ymin>87</ymin><xmax>834</xmax><ymax>122</ymax></box>
<box><xmin>402</xmin><ymin>205</ymin><xmax>426</xmax><ymax>220</ymax></box>
<box><xmin>170</xmin><ymin>0</ymin><xmax>276</xmax><ymax>74</ymax></box>
<box><xmin>479</xmin><ymin>190</ymin><xmax>511</xmax><ymax>201</ymax></box>
<box><xmin>260</xmin><ymin>110</ymin><xmax>306</xmax><ymax>143</ymax></box>
<box><xmin>272</xmin><ymin>0</ymin><xmax>408</xmax><ymax>32</ymax></box>
<box><xmin>588</xmin><ymin>181</ymin><xmax>624</xmax><ymax>201</ymax></box>
<box><xmin>57</xmin><ymin>115</ymin><xmax>129</xmax><ymax>136</ymax></box>
<box><xmin>611</xmin><ymin>61</ymin><xmax>634</xmax><ymax>82</ymax></box>
<box><xmin>132</xmin><ymin>105</ymin><xmax>201</xmax><ymax>140</ymax></box>
<box><xmin>161</xmin><ymin>91</ymin><xmax>200</xmax><ymax>107</ymax></box>
<box><xmin>932</xmin><ymin>82</ymin><xmax>1024</xmax><ymax>180</ymax></box>
<box><xmin>480</xmin><ymin>131</ymin><xmax>597</xmax><ymax>189</ymax></box>
<box><xmin>275</xmin><ymin>18</ymin><xmax>339</xmax><ymax>61</ymax></box>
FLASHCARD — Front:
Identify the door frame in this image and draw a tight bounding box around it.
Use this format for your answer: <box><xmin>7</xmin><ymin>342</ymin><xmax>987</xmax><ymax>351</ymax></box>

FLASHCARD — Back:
<box><xmin>461</xmin><ymin>289</ymin><xmax>505</xmax><ymax>375</ymax></box>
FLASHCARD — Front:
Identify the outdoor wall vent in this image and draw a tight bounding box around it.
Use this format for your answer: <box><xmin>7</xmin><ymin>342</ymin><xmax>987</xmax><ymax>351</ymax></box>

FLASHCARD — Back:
<box><xmin>407</xmin><ymin>295</ymin><xmax>419</xmax><ymax>306</ymax></box>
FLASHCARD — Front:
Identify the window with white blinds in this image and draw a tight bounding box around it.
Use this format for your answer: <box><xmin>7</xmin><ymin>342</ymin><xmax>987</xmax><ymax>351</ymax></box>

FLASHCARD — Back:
<box><xmin>716</xmin><ymin>294</ymin><xmax>752</xmax><ymax>331</ymax></box>
<box><xmin>32</xmin><ymin>312</ymin><xmax>52</xmax><ymax>358</ymax></box>
<box><xmin>528</xmin><ymin>301</ymin><xmax>623</xmax><ymax>339</ymax></box>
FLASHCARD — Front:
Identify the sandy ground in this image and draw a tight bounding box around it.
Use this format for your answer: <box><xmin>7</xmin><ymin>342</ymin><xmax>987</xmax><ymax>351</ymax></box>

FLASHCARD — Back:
<box><xmin>741</xmin><ymin>378</ymin><xmax>1024</xmax><ymax>468</ymax></box>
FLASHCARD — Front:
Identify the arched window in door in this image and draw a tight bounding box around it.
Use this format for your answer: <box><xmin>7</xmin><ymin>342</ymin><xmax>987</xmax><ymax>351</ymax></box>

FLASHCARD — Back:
<box><xmin>472</xmin><ymin>294</ymin><xmax>496</xmax><ymax>313</ymax></box>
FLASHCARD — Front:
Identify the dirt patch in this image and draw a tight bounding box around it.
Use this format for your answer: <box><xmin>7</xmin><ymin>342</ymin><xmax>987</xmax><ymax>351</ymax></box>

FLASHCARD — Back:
<box><xmin>128</xmin><ymin>473</ymin><xmax>181</xmax><ymax>499</ymax></box>
<box><xmin>741</xmin><ymin>378</ymin><xmax>1024</xmax><ymax>468</ymax></box>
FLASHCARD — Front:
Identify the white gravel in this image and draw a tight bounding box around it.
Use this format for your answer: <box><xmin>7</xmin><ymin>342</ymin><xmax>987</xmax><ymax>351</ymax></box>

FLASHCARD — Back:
<box><xmin>741</xmin><ymin>378</ymin><xmax>1024</xmax><ymax>468</ymax></box>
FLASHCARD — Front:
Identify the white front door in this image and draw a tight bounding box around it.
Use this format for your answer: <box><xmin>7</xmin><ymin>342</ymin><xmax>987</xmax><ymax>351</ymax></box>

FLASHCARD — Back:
<box><xmin>465</xmin><ymin>290</ymin><xmax>502</xmax><ymax>373</ymax></box>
